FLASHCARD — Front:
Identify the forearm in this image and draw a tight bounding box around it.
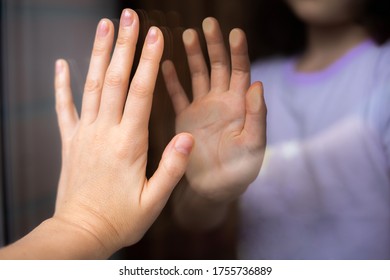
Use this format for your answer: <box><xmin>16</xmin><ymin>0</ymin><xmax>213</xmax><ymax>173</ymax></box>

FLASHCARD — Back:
<box><xmin>173</xmin><ymin>182</ymin><xmax>233</xmax><ymax>232</ymax></box>
<box><xmin>0</xmin><ymin>217</ymin><xmax>112</xmax><ymax>260</ymax></box>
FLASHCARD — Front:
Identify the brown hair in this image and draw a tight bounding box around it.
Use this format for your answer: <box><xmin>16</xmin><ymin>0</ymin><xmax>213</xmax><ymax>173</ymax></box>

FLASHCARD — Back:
<box><xmin>245</xmin><ymin>0</ymin><xmax>390</xmax><ymax>60</ymax></box>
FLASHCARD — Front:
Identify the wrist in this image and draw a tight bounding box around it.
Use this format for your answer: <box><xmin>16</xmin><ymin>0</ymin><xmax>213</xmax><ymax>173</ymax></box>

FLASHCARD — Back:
<box><xmin>0</xmin><ymin>217</ymin><xmax>115</xmax><ymax>259</ymax></box>
<box><xmin>173</xmin><ymin>182</ymin><xmax>232</xmax><ymax>231</ymax></box>
<box><xmin>48</xmin><ymin>213</ymin><xmax>121</xmax><ymax>259</ymax></box>
<box><xmin>37</xmin><ymin>217</ymin><xmax>114</xmax><ymax>259</ymax></box>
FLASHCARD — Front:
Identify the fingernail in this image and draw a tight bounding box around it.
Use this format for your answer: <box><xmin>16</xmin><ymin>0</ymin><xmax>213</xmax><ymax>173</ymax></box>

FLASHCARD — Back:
<box><xmin>174</xmin><ymin>134</ymin><xmax>194</xmax><ymax>155</ymax></box>
<box><xmin>146</xmin><ymin>27</ymin><xmax>158</xmax><ymax>44</ymax></box>
<box><xmin>121</xmin><ymin>9</ymin><xmax>134</xmax><ymax>27</ymax></box>
<box><xmin>98</xmin><ymin>19</ymin><xmax>109</xmax><ymax>37</ymax></box>
<box><xmin>202</xmin><ymin>17</ymin><xmax>213</xmax><ymax>33</ymax></box>
<box><xmin>229</xmin><ymin>29</ymin><xmax>241</xmax><ymax>48</ymax></box>
<box><xmin>182</xmin><ymin>29</ymin><xmax>195</xmax><ymax>45</ymax></box>
<box><xmin>248</xmin><ymin>82</ymin><xmax>262</xmax><ymax>113</ymax></box>
<box><xmin>55</xmin><ymin>59</ymin><xmax>63</xmax><ymax>75</ymax></box>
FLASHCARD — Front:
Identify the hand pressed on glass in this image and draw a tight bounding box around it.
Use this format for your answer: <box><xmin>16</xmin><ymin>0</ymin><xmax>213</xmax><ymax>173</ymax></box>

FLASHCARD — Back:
<box><xmin>0</xmin><ymin>8</ymin><xmax>193</xmax><ymax>259</ymax></box>
<box><xmin>162</xmin><ymin>18</ymin><xmax>266</xmax><ymax>203</ymax></box>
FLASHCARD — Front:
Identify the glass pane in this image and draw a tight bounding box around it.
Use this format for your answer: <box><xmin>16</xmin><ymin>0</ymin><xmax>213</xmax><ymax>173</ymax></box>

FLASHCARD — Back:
<box><xmin>1</xmin><ymin>0</ymin><xmax>118</xmax><ymax>242</ymax></box>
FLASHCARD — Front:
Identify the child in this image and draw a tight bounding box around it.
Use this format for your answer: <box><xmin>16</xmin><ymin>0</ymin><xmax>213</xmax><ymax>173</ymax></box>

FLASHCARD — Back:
<box><xmin>0</xmin><ymin>9</ymin><xmax>194</xmax><ymax>259</ymax></box>
<box><xmin>162</xmin><ymin>0</ymin><xmax>390</xmax><ymax>259</ymax></box>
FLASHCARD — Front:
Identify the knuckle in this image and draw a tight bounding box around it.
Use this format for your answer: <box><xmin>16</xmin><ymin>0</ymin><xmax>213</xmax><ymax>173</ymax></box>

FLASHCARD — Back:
<box><xmin>211</xmin><ymin>60</ymin><xmax>227</xmax><ymax>70</ymax></box>
<box><xmin>55</xmin><ymin>102</ymin><xmax>64</xmax><ymax>114</ymax></box>
<box><xmin>115</xmin><ymin>34</ymin><xmax>131</xmax><ymax>48</ymax></box>
<box><xmin>192</xmin><ymin>69</ymin><xmax>208</xmax><ymax>79</ymax></box>
<box><xmin>141</xmin><ymin>53</ymin><xmax>154</xmax><ymax>62</ymax></box>
<box><xmin>140</xmin><ymin>49</ymin><xmax>156</xmax><ymax>64</ymax></box>
<box><xmin>84</xmin><ymin>78</ymin><xmax>102</xmax><ymax>93</ymax></box>
<box><xmin>232</xmin><ymin>59</ymin><xmax>250</xmax><ymax>75</ymax></box>
<box><xmin>130</xmin><ymin>80</ymin><xmax>148</xmax><ymax>98</ymax></box>
<box><xmin>232</xmin><ymin>68</ymin><xmax>249</xmax><ymax>79</ymax></box>
<box><xmin>104</xmin><ymin>72</ymin><xmax>123</xmax><ymax>88</ymax></box>
<box><xmin>55</xmin><ymin>99</ymin><xmax>71</xmax><ymax>114</ymax></box>
<box><xmin>92</xmin><ymin>43</ymin><xmax>107</xmax><ymax>57</ymax></box>
<box><xmin>161</xmin><ymin>157</ymin><xmax>183</xmax><ymax>180</ymax></box>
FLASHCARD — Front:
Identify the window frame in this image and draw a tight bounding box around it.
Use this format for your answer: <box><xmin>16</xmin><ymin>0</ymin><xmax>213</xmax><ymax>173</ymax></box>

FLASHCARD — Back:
<box><xmin>0</xmin><ymin>0</ymin><xmax>8</xmax><ymax>246</ymax></box>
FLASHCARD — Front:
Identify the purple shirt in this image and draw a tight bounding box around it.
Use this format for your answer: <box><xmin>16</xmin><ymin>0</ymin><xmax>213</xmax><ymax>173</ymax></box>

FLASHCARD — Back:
<box><xmin>239</xmin><ymin>40</ymin><xmax>390</xmax><ymax>259</ymax></box>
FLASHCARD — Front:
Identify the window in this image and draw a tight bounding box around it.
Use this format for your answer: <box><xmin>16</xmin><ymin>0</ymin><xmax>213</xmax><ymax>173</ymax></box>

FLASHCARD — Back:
<box><xmin>0</xmin><ymin>0</ymin><xmax>118</xmax><ymax>244</ymax></box>
<box><xmin>1</xmin><ymin>0</ymin><xmax>238</xmax><ymax>259</ymax></box>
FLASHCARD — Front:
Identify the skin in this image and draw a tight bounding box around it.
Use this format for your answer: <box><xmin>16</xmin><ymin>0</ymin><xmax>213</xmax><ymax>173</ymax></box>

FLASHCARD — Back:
<box><xmin>0</xmin><ymin>9</ymin><xmax>194</xmax><ymax>259</ymax></box>
<box><xmin>285</xmin><ymin>0</ymin><xmax>365</xmax><ymax>27</ymax></box>
<box><xmin>163</xmin><ymin>0</ymin><xmax>370</xmax><ymax>231</ymax></box>
<box><xmin>162</xmin><ymin>18</ymin><xmax>267</xmax><ymax>230</ymax></box>
<box><xmin>286</xmin><ymin>0</ymin><xmax>370</xmax><ymax>72</ymax></box>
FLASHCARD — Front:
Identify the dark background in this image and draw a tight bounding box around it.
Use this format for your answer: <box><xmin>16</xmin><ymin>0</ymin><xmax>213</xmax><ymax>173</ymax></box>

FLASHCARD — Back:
<box><xmin>0</xmin><ymin>0</ymin><xmax>258</xmax><ymax>259</ymax></box>
<box><xmin>3</xmin><ymin>0</ymin><xmax>388</xmax><ymax>259</ymax></box>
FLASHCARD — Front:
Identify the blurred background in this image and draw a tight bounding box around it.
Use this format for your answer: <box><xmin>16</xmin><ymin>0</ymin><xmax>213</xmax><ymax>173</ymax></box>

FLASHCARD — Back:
<box><xmin>0</xmin><ymin>0</ymin><xmax>306</xmax><ymax>259</ymax></box>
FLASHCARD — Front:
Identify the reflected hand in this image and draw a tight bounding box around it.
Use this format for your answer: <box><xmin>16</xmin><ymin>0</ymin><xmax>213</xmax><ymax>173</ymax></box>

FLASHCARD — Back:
<box><xmin>162</xmin><ymin>18</ymin><xmax>266</xmax><ymax>203</ymax></box>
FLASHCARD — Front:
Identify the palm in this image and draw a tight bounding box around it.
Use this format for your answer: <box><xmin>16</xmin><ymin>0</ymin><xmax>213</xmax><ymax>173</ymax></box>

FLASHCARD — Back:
<box><xmin>163</xmin><ymin>18</ymin><xmax>266</xmax><ymax>202</ymax></box>
<box><xmin>176</xmin><ymin>93</ymin><xmax>247</xmax><ymax>198</ymax></box>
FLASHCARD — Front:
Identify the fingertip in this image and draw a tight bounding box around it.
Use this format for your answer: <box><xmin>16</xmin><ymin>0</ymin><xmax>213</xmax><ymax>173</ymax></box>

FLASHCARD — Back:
<box><xmin>247</xmin><ymin>81</ymin><xmax>265</xmax><ymax>114</ymax></box>
<box><xmin>174</xmin><ymin>133</ymin><xmax>194</xmax><ymax>156</ymax></box>
<box><xmin>202</xmin><ymin>17</ymin><xmax>217</xmax><ymax>33</ymax></box>
<box><xmin>161</xmin><ymin>60</ymin><xmax>173</xmax><ymax>74</ymax></box>
<box><xmin>144</xmin><ymin>133</ymin><xmax>194</xmax><ymax>208</ymax></box>
<box><xmin>182</xmin><ymin>29</ymin><xmax>196</xmax><ymax>45</ymax></box>
<box><xmin>161</xmin><ymin>60</ymin><xmax>178</xmax><ymax>83</ymax></box>
<box><xmin>120</xmin><ymin>8</ymin><xmax>136</xmax><ymax>27</ymax></box>
<box><xmin>146</xmin><ymin>26</ymin><xmax>161</xmax><ymax>45</ymax></box>
<box><xmin>55</xmin><ymin>59</ymin><xmax>64</xmax><ymax>75</ymax></box>
<box><xmin>229</xmin><ymin>28</ymin><xmax>246</xmax><ymax>48</ymax></box>
<box><xmin>55</xmin><ymin>59</ymin><xmax>69</xmax><ymax>89</ymax></box>
<box><xmin>250</xmin><ymin>81</ymin><xmax>264</xmax><ymax>93</ymax></box>
<box><xmin>54</xmin><ymin>59</ymin><xmax>78</xmax><ymax>136</ymax></box>
<box><xmin>97</xmin><ymin>19</ymin><xmax>111</xmax><ymax>37</ymax></box>
<box><xmin>256</xmin><ymin>81</ymin><xmax>265</xmax><ymax>103</ymax></box>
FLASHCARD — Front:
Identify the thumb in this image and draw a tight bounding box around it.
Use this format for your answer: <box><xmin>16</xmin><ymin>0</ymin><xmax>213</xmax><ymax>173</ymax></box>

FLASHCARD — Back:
<box><xmin>143</xmin><ymin>133</ymin><xmax>194</xmax><ymax>211</ymax></box>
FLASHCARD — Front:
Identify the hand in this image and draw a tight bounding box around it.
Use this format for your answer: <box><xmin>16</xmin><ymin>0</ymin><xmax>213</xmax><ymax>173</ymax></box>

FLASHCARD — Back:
<box><xmin>162</xmin><ymin>18</ymin><xmax>266</xmax><ymax>203</ymax></box>
<box><xmin>53</xmin><ymin>9</ymin><xmax>193</xmax><ymax>256</ymax></box>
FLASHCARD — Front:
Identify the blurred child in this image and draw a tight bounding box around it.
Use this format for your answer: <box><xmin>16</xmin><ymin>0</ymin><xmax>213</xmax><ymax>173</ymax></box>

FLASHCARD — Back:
<box><xmin>162</xmin><ymin>0</ymin><xmax>390</xmax><ymax>259</ymax></box>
